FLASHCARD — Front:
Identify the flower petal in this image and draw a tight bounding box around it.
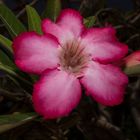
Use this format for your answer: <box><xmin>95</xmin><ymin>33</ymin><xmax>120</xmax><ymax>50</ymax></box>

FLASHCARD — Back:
<box><xmin>33</xmin><ymin>69</ymin><xmax>81</xmax><ymax>119</ymax></box>
<box><xmin>81</xmin><ymin>27</ymin><xmax>128</xmax><ymax>63</ymax></box>
<box><xmin>80</xmin><ymin>62</ymin><xmax>128</xmax><ymax>106</ymax></box>
<box><xmin>13</xmin><ymin>32</ymin><xmax>59</xmax><ymax>74</ymax></box>
<box><xmin>42</xmin><ymin>19</ymin><xmax>74</xmax><ymax>45</ymax></box>
<box><xmin>56</xmin><ymin>9</ymin><xmax>84</xmax><ymax>38</ymax></box>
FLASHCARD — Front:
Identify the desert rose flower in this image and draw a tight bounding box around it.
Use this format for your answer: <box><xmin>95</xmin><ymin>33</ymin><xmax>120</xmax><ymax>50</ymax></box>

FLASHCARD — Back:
<box><xmin>13</xmin><ymin>9</ymin><xmax>128</xmax><ymax>119</ymax></box>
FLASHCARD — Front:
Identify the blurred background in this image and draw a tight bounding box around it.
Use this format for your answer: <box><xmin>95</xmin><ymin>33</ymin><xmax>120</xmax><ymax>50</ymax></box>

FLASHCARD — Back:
<box><xmin>0</xmin><ymin>0</ymin><xmax>140</xmax><ymax>140</ymax></box>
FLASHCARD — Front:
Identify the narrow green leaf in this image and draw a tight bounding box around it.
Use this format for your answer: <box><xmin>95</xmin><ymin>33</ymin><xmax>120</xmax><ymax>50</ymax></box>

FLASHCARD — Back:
<box><xmin>0</xmin><ymin>112</ymin><xmax>37</xmax><ymax>134</ymax></box>
<box><xmin>84</xmin><ymin>16</ymin><xmax>96</xmax><ymax>28</ymax></box>
<box><xmin>0</xmin><ymin>4</ymin><xmax>26</xmax><ymax>38</ymax></box>
<box><xmin>0</xmin><ymin>63</ymin><xmax>32</xmax><ymax>86</ymax></box>
<box><xmin>0</xmin><ymin>36</ymin><xmax>14</xmax><ymax>67</ymax></box>
<box><xmin>124</xmin><ymin>64</ymin><xmax>140</xmax><ymax>76</ymax></box>
<box><xmin>0</xmin><ymin>50</ymin><xmax>14</xmax><ymax>67</ymax></box>
<box><xmin>26</xmin><ymin>5</ymin><xmax>42</xmax><ymax>34</ymax></box>
<box><xmin>0</xmin><ymin>34</ymin><xmax>13</xmax><ymax>53</ymax></box>
<box><xmin>43</xmin><ymin>0</ymin><xmax>61</xmax><ymax>21</ymax></box>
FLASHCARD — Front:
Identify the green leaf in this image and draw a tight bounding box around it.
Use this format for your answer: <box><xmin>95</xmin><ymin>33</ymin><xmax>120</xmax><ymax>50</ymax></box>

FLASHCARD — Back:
<box><xmin>0</xmin><ymin>34</ymin><xmax>13</xmax><ymax>53</ymax></box>
<box><xmin>124</xmin><ymin>64</ymin><xmax>140</xmax><ymax>76</ymax></box>
<box><xmin>0</xmin><ymin>112</ymin><xmax>37</xmax><ymax>134</ymax></box>
<box><xmin>0</xmin><ymin>4</ymin><xmax>26</xmax><ymax>38</ymax></box>
<box><xmin>84</xmin><ymin>16</ymin><xmax>96</xmax><ymax>28</ymax></box>
<box><xmin>43</xmin><ymin>0</ymin><xmax>61</xmax><ymax>21</ymax></box>
<box><xmin>26</xmin><ymin>5</ymin><xmax>42</xmax><ymax>34</ymax></box>
<box><xmin>0</xmin><ymin>50</ymin><xmax>14</xmax><ymax>67</ymax></box>
<box><xmin>0</xmin><ymin>63</ymin><xmax>32</xmax><ymax>86</ymax></box>
<box><xmin>0</xmin><ymin>35</ymin><xmax>14</xmax><ymax>67</ymax></box>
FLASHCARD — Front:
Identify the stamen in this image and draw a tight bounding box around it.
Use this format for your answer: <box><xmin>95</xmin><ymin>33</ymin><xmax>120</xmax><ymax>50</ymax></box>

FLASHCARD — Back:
<box><xmin>59</xmin><ymin>40</ymin><xmax>89</xmax><ymax>77</ymax></box>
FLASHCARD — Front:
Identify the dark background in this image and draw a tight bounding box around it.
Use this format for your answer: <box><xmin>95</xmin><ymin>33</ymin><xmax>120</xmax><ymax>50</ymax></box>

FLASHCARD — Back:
<box><xmin>0</xmin><ymin>0</ymin><xmax>140</xmax><ymax>140</ymax></box>
<box><xmin>2</xmin><ymin>0</ymin><xmax>134</xmax><ymax>12</ymax></box>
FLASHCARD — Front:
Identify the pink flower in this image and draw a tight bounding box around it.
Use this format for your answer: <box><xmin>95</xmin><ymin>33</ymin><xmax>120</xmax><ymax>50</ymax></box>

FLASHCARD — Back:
<box><xmin>13</xmin><ymin>9</ymin><xmax>128</xmax><ymax>119</ymax></box>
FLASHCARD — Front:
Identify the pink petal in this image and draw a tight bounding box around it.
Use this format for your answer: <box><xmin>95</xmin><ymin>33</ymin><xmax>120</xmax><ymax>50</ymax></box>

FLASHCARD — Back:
<box><xmin>42</xmin><ymin>19</ymin><xmax>74</xmax><ymax>45</ymax></box>
<box><xmin>80</xmin><ymin>62</ymin><xmax>128</xmax><ymax>106</ymax></box>
<box><xmin>13</xmin><ymin>32</ymin><xmax>59</xmax><ymax>74</ymax></box>
<box><xmin>33</xmin><ymin>69</ymin><xmax>81</xmax><ymax>119</ymax></box>
<box><xmin>81</xmin><ymin>27</ymin><xmax>128</xmax><ymax>63</ymax></box>
<box><xmin>56</xmin><ymin>9</ymin><xmax>85</xmax><ymax>38</ymax></box>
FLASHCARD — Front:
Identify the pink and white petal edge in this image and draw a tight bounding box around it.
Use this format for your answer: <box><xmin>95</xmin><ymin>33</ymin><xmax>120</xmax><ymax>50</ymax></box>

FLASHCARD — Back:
<box><xmin>13</xmin><ymin>32</ymin><xmax>59</xmax><ymax>74</ymax></box>
<box><xmin>33</xmin><ymin>69</ymin><xmax>82</xmax><ymax>119</ymax></box>
<box><xmin>80</xmin><ymin>62</ymin><xmax>128</xmax><ymax>106</ymax></box>
<box><xmin>80</xmin><ymin>27</ymin><xmax>128</xmax><ymax>63</ymax></box>
<box><xmin>56</xmin><ymin>9</ymin><xmax>85</xmax><ymax>37</ymax></box>
<box><xmin>41</xmin><ymin>19</ymin><xmax>75</xmax><ymax>45</ymax></box>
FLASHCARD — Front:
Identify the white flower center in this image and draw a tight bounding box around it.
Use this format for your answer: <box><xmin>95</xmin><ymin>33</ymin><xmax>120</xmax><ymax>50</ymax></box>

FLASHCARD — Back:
<box><xmin>59</xmin><ymin>40</ymin><xmax>90</xmax><ymax>77</ymax></box>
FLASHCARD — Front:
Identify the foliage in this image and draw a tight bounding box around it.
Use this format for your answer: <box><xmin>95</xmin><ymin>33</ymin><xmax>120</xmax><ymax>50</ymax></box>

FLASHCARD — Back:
<box><xmin>0</xmin><ymin>0</ymin><xmax>140</xmax><ymax>140</ymax></box>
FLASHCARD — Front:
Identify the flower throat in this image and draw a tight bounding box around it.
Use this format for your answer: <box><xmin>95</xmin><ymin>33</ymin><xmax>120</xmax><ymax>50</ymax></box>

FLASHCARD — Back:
<box><xmin>59</xmin><ymin>40</ymin><xmax>89</xmax><ymax>77</ymax></box>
